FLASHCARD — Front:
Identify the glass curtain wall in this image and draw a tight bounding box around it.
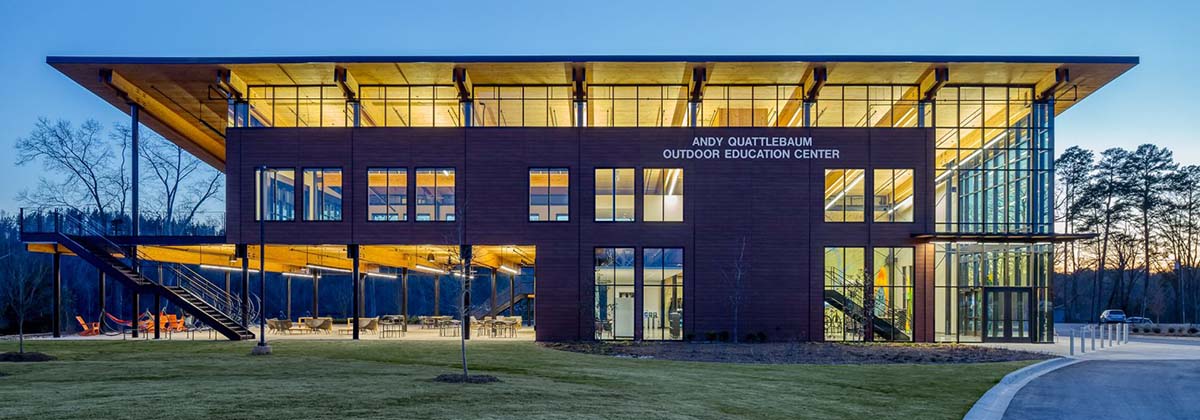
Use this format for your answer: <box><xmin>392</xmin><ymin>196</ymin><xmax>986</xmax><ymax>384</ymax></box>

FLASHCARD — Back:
<box><xmin>594</xmin><ymin>247</ymin><xmax>635</xmax><ymax>340</ymax></box>
<box><xmin>472</xmin><ymin>86</ymin><xmax>573</xmax><ymax>127</ymax></box>
<box><xmin>358</xmin><ymin>86</ymin><xmax>462</xmax><ymax>127</ymax></box>
<box><xmin>700</xmin><ymin>85</ymin><xmax>803</xmax><ymax>127</ymax></box>
<box><xmin>824</xmin><ymin>247</ymin><xmax>866</xmax><ymax>341</ymax></box>
<box><xmin>934</xmin><ymin>243</ymin><xmax>1053</xmax><ymax>342</ymax></box>
<box><xmin>643</xmin><ymin>248</ymin><xmax>684</xmax><ymax>341</ymax></box>
<box><xmin>588</xmin><ymin>85</ymin><xmax>689</xmax><ymax>127</ymax></box>
<box><xmin>812</xmin><ymin>85</ymin><xmax>923</xmax><ymax>128</ymax></box>
<box><xmin>933</xmin><ymin>86</ymin><xmax>1049</xmax><ymax>234</ymax></box>
<box><xmin>247</xmin><ymin>86</ymin><xmax>350</xmax><ymax>128</ymax></box>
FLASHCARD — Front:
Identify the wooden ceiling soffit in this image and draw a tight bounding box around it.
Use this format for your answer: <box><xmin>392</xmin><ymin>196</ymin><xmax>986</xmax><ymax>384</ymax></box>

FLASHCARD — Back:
<box><xmin>100</xmin><ymin>69</ymin><xmax>226</xmax><ymax>169</ymax></box>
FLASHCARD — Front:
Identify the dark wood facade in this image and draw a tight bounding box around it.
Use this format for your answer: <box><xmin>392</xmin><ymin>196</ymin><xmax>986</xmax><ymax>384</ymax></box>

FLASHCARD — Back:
<box><xmin>226</xmin><ymin>127</ymin><xmax>935</xmax><ymax>341</ymax></box>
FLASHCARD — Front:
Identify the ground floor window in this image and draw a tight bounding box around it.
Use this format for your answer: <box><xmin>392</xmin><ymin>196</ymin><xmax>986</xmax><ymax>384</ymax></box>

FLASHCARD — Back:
<box><xmin>824</xmin><ymin>247</ymin><xmax>866</xmax><ymax>341</ymax></box>
<box><xmin>872</xmin><ymin>247</ymin><xmax>914</xmax><ymax>341</ymax></box>
<box><xmin>594</xmin><ymin>247</ymin><xmax>635</xmax><ymax>340</ymax></box>
<box><xmin>643</xmin><ymin>248</ymin><xmax>683</xmax><ymax>341</ymax></box>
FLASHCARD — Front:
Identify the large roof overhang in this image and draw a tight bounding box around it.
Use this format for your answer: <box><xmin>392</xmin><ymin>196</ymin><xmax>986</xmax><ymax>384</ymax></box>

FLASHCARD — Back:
<box><xmin>47</xmin><ymin>55</ymin><xmax>1138</xmax><ymax>171</ymax></box>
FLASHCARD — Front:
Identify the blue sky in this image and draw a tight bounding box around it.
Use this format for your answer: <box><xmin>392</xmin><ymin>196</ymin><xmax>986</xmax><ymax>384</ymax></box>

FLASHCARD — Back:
<box><xmin>0</xmin><ymin>0</ymin><xmax>1196</xmax><ymax>211</ymax></box>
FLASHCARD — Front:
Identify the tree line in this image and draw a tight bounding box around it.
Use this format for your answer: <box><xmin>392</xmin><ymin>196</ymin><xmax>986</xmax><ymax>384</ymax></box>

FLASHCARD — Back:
<box><xmin>1055</xmin><ymin>144</ymin><xmax>1200</xmax><ymax>323</ymax></box>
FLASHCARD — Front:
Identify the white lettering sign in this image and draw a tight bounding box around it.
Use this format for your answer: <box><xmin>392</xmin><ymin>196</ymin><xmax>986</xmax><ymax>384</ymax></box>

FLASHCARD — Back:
<box><xmin>663</xmin><ymin>136</ymin><xmax>840</xmax><ymax>160</ymax></box>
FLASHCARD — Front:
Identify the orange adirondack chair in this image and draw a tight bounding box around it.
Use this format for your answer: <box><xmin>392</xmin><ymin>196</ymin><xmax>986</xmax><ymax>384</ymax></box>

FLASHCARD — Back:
<box><xmin>76</xmin><ymin>316</ymin><xmax>101</xmax><ymax>336</ymax></box>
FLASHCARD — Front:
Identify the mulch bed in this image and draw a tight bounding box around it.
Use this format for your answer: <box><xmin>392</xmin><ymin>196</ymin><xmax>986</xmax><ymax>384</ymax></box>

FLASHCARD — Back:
<box><xmin>0</xmin><ymin>352</ymin><xmax>57</xmax><ymax>363</ymax></box>
<box><xmin>545</xmin><ymin>341</ymin><xmax>1049</xmax><ymax>365</ymax></box>
<box><xmin>432</xmin><ymin>373</ymin><xmax>501</xmax><ymax>384</ymax></box>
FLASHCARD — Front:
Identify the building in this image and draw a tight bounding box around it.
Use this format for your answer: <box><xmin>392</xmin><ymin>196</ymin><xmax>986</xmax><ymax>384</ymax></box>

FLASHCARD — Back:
<box><xmin>23</xmin><ymin>55</ymin><xmax>1136</xmax><ymax>343</ymax></box>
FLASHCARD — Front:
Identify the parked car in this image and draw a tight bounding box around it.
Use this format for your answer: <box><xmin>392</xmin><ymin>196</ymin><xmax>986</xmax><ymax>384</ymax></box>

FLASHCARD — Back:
<box><xmin>1126</xmin><ymin>316</ymin><xmax>1154</xmax><ymax>324</ymax></box>
<box><xmin>1100</xmin><ymin>309</ymin><xmax>1127</xmax><ymax>324</ymax></box>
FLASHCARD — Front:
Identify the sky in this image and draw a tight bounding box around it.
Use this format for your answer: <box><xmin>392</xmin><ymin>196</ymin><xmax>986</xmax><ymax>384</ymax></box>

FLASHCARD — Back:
<box><xmin>0</xmin><ymin>0</ymin><xmax>1196</xmax><ymax>212</ymax></box>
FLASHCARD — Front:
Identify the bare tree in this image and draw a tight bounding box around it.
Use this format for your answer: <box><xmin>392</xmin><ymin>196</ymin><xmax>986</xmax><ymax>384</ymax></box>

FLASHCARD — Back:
<box><xmin>723</xmin><ymin>237</ymin><xmax>748</xmax><ymax>343</ymax></box>
<box><xmin>0</xmin><ymin>216</ymin><xmax>51</xmax><ymax>354</ymax></box>
<box><xmin>141</xmin><ymin>130</ymin><xmax>223</xmax><ymax>233</ymax></box>
<box><xmin>14</xmin><ymin>119</ymin><xmax>121</xmax><ymax>214</ymax></box>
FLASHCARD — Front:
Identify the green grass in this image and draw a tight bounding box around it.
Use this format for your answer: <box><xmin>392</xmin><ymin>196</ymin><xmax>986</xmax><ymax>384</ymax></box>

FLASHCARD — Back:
<box><xmin>0</xmin><ymin>340</ymin><xmax>1030</xmax><ymax>420</ymax></box>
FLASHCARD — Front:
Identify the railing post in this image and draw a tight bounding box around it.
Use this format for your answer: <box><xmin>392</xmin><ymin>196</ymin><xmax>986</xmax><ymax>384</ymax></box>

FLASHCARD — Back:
<box><xmin>1080</xmin><ymin>328</ymin><xmax>1086</xmax><ymax>353</ymax></box>
<box><xmin>1100</xmin><ymin>325</ymin><xmax>1106</xmax><ymax>349</ymax></box>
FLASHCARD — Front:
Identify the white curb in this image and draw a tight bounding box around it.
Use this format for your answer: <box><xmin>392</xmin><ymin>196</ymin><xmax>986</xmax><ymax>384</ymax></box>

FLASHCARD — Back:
<box><xmin>963</xmin><ymin>357</ymin><xmax>1082</xmax><ymax>420</ymax></box>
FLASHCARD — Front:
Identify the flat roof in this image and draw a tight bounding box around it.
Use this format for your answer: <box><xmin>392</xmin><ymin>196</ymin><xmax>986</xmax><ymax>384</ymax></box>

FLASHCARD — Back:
<box><xmin>47</xmin><ymin>55</ymin><xmax>1138</xmax><ymax>170</ymax></box>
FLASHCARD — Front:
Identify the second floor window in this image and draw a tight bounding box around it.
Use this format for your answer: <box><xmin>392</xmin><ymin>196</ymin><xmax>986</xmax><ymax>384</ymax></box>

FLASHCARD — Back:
<box><xmin>824</xmin><ymin>169</ymin><xmax>866</xmax><ymax>222</ymax></box>
<box><xmin>874</xmin><ymin>169</ymin><xmax>915</xmax><ymax>222</ymax></box>
<box><xmin>529</xmin><ymin>168</ymin><xmax>569</xmax><ymax>221</ymax></box>
<box><xmin>302</xmin><ymin>168</ymin><xmax>343</xmax><ymax>221</ymax></box>
<box><xmin>255</xmin><ymin>168</ymin><xmax>295</xmax><ymax>221</ymax></box>
<box><xmin>595</xmin><ymin>168</ymin><xmax>635</xmax><ymax>222</ymax></box>
<box><xmin>416</xmin><ymin>168</ymin><xmax>455</xmax><ymax>221</ymax></box>
<box><xmin>644</xmin><ymin>168</ymin><xmax>683</xmax><ymax>222</ymax></box>
<box><xmin>367</xmin><ymin>168</ymin><xmax>407</xmax><ymax>221</ymax></box>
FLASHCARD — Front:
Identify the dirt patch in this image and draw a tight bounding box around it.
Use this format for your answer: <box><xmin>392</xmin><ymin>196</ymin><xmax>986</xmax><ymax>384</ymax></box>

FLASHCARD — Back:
<box><xmin>0</xmin><ymin>352</ymin><xmax>57</xmax><ymax>363</ymax></box>
<box><xmin>545</xmin><ymin>341</ymin><xmax>1049</xmax><ymax>365</ymax></box>
<box><xmin>432</xmin><ymin>373</ymin><xmax>501</xmax><ymax>384</ymax></box>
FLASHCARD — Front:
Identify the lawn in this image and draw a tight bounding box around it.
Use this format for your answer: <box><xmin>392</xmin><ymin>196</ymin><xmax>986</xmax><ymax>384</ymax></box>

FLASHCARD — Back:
<box><xmin>0</xmin><ymin>340</ymin><xmax>1030</xmax><ymax>420</ymax></box>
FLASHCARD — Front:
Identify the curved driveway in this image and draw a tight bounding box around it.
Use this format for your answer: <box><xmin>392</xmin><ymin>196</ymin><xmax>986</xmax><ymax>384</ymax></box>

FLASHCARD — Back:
<box><xmin>1000</xmin><ymin>336</ymin><xmax>1200</xmax><ymax>420</ymax></box>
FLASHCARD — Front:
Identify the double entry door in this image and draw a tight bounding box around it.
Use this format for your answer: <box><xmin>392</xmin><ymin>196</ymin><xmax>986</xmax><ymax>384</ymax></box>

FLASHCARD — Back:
<box><xmin>983</xmin><ymin>287</ymin><xmax>1032</xmax><ymax>342</ymax></box>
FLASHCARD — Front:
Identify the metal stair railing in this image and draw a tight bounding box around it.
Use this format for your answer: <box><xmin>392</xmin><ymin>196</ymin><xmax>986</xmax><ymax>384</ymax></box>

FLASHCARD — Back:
<box><xmin>53</xmin><ymin>209</ymin><xmax>259</xmax><ymax>329</ymax></box>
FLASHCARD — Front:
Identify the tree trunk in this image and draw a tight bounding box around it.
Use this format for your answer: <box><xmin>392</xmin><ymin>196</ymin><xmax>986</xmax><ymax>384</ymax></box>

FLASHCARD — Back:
<box><xmin>18</xmin><ymin>315</ymin><xmax>25</xmax><ymax>354</ymax></box>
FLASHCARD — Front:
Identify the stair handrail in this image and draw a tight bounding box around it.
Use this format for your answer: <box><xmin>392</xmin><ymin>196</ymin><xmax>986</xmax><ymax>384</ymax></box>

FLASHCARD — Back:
<box><xmin>161</xmin><ymin>263</ymin><xmax>260</xmax><ymax>327</ymax></box>
<box><xmin>54</xmin><ymin>209</ymin><xmax>259</xmax><ymax>327</ymax></box>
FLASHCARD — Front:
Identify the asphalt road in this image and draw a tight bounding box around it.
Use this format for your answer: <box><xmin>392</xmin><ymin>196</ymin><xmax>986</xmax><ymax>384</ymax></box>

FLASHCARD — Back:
<box><xmin>1002</xmin><ymin>359</ymin><xmax>1200</xmax><ymax>420</ymax></box>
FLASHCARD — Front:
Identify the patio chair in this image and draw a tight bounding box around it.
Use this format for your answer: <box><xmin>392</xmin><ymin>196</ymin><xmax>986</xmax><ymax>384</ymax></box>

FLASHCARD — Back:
<box><xmin>360</xmin><ymin>317</ymin><xmax>380</xmax><ymax>334</ymax></box>
<box><xmin>76</xmin><ymin>316</ymin><xmax>100</xmax><ymax>336</ymax></box>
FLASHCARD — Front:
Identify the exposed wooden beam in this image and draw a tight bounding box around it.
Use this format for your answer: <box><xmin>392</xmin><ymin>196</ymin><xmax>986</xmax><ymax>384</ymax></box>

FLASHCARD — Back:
<box><xmin>334</xmin><ymin>67</ymin><xmax>360</xmax><ymax>100</ymax></box>
<box><xmin>452</xmin><ymin>67</ymin><xmax>472</xmax><ymax>101</ymax></box>
<box><xmin>689</xmin><ymin>66</ymin><xmax>707</xmax><ymax>102</ymax></box>
<box><xmin>920</xmin><ymin>67</ymin><xmax>950</xmax><ymax>101</ymax></box>
<box><xmin>1037</xmin><ymin>67</ymin><xmax>1070</xmax><ymax>101</ymax></box>
<box><xmin>100</xmin><ymin>69</ymin><xmax>225</xmax><ymax>169</ymax></box>
<box><xmin>216</xmin><ymin>69</ymin><xmax>247</xmax><ymax>99</ymax></box>
<box><xmin>803</xmin><ymin>66</ymin><xmax>827</xmax><ymax>101</ymax></box>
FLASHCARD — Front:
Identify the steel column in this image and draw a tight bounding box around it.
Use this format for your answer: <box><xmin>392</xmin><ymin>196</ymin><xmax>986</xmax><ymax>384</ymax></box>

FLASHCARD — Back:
<box><xmin>350</xmin><ymin>245</ymin><xmax>360</xmax><ymax>340</ymax></box>
<box><xmin>312</xmin><ymin>273</ymin><xmax>320</xmax><ymax>317</ymax></box>
<box><xmin>401</xmin><ymin>268</ymin><xmax>408</xmax><ymax>333</ymax></box>
<box><xmin>52</xmin><ymin>249</ymin><xmax>61</xmax><ymax>338</ymax></box>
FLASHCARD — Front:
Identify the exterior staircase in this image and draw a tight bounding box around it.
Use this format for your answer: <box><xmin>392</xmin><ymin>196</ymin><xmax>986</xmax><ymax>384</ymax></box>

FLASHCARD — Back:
<box><xmin>27</xmin><ymin>210</ymin><xmax>255</xmax><ymax>341</ymax></box>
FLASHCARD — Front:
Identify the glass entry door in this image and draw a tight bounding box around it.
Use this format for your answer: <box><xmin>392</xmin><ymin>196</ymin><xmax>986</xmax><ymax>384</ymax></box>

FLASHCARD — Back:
<box><xmin>983</xmin><ymin>288</ymin><xmax>1032</xmax><ymax>342</ymax></box>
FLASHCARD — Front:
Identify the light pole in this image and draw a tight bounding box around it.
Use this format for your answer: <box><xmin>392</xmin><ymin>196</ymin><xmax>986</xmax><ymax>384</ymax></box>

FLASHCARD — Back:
<box><xmin>252</xmin><ymin>166</ymin><xmax>271</xmax><ymax>355</ymax></box>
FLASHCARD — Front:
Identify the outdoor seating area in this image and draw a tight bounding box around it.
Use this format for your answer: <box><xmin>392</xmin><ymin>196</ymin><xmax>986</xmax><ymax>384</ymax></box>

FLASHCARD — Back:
<box><xmin>259</xmin><ymin>315</ymin><xmax>533</xmax><ymax>340</ymax></box>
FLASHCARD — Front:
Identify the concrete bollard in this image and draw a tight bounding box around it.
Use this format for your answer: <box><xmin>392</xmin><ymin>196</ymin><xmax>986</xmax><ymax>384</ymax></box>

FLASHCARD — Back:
<box><xmin>1091</xmin><ymin>327</ymin><xmax>1096</xmax><ymax>351</ymax></box>
<box><xmin>1069</xmin><ymin>330</ymin><xmax>1075</xmax><ymax>356</ymax></box>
